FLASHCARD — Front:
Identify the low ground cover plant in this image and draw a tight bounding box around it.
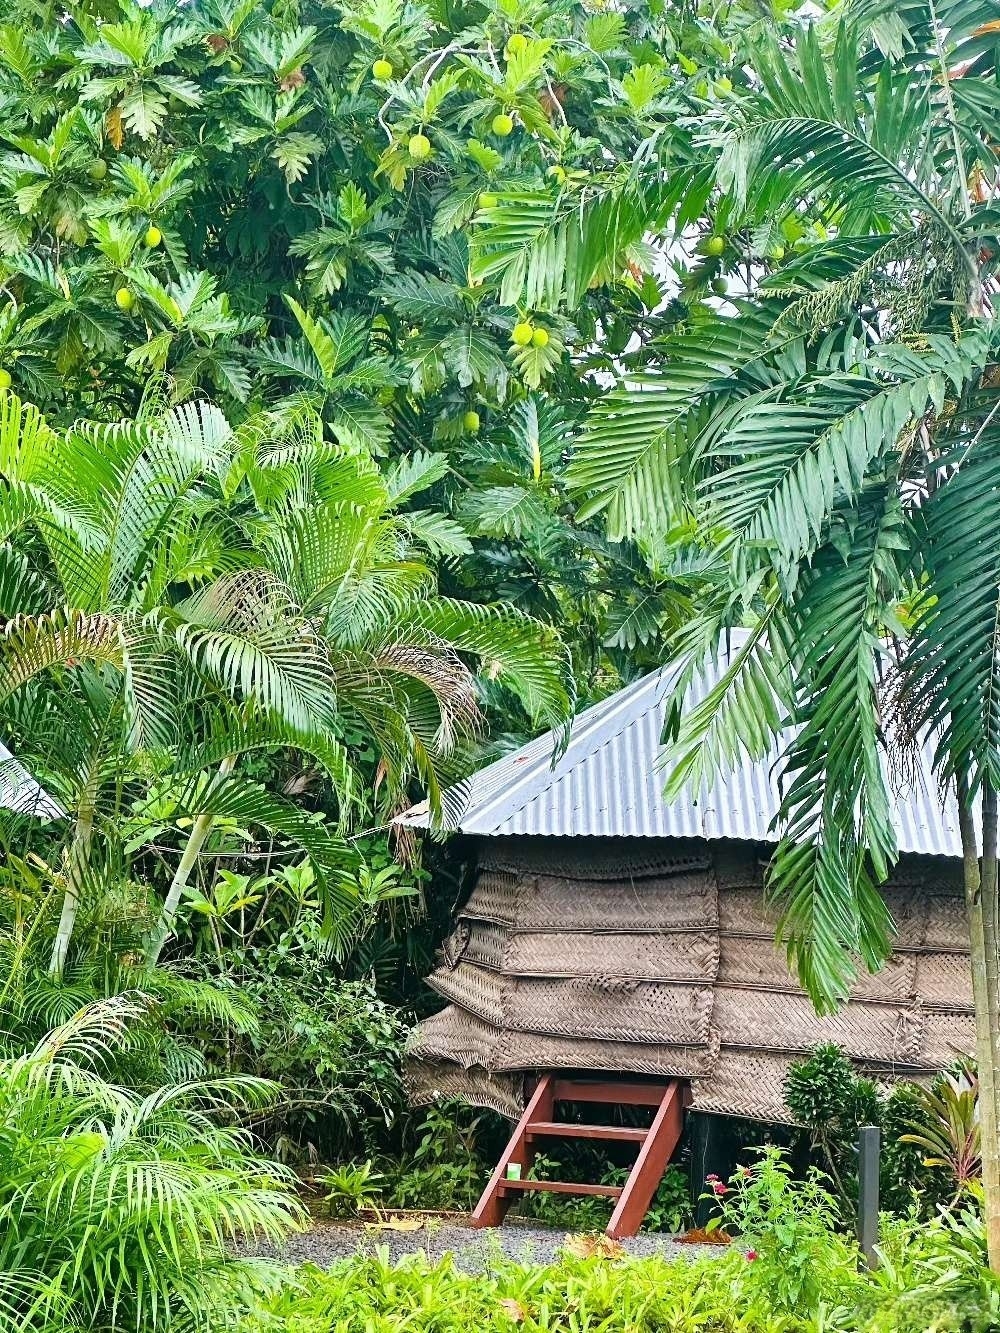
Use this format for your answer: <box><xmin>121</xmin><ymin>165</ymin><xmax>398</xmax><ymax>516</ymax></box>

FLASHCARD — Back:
<box><xmin>256</xmin><ymin>1192</ymin><xmax>999</xmax><ymax>1333</ymax></box>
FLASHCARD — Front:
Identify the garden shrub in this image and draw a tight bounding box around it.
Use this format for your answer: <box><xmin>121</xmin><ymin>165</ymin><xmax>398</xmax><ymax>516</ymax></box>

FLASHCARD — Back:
<box><xmin>0</xmin><ymin>995</ymin><xmax>302</xmax><ymax>1333</ymax></box>
<box><xmin>255</xmin><ymin>1200</ymin><xmax>1000</xmax><ymax>1333</ymax></box>
<box><xmin>380</xmin><ymin>1100</ymin><xmax>488</xmax><ymax>1212</ymax></box>
<box><xmin>709</xmin><ymin>1146</ymin><xmax>857</xmax><ymax>1315</ymax></box>
<box><xmin>866</xmin><ymin>1191</ymin><xmax>1000</xmax><ymax>1333</ymax></box>
<box><xmin>226</xmin><ymin>962</ymin><xmax>408</xmax><ymax>1162</ymax></box>
<box><xmin>784</xmin><ymin>1043</ymin><xmax>951</xmax><ymax>1216</ymax></box>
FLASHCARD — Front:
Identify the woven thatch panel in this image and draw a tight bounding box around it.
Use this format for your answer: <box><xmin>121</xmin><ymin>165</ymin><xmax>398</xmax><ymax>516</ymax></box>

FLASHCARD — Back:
<box><xmin>461</xmin><ymin>869</ymin><xmax>522</xmax><ymax>925</ymax></box>
<box><xmin>461</xmin><ymin>870</ymin><xmax>718</xmax><ymax>932</ymax></box>
<box><xmin>922</xmin><ymin>1010</ymin><xmax>977</xmax><ymax>1066</ymax></box>
<box><xmin>713</xmin><ymin>844</ymin><xmax>766</xmax><ymax>888</ymax></box>
<box><xmin>716</xmin><ymin>882</ymin><xmax>962</xmax><ymax>949</ymax></box>
<box><xmin>511</xmin><ymin>874</ymin><xmax>718</xmax><ymax>932</ymax></box>
<box><xmin>918</xmin><ymin>894</ymin><xmax>969</xmax><ymax>950</ymax></box>
<box><xmin>445</xmin><ymin>923</ymin><xmax>720</xmax><ymax>981</ymax></box>
<box><xmin>712</xmin><ymin>987</ymin><xmax>925</xmax><ymax>1063</ymax></box>
<box><xmin>427</xmin><ymin>963</ymin><xmax>715</xmax><ymax>1044</ymax></box>
<box><xmin>407</xmin><ymin>1004</ymin><xmax>715</xmax><ymax>1079</ymax></box>
<box><xmin>717</xmin><ymin>936</ymin><xmax>918</xmax><ymax>1002</ymax></box>
<box><xmin>426</xmin><ymin>961</ymin><xmax>506</xmax><ymax>1026</ymax></box>
<box><xmin>406</xmin><ymin>1058</ymin><xmax>525</xmax><ymax>1119</ymax></box>
<box><xmin>915</xmin><ymin>953</ymin><xmax>974</xmax><ymax>1009</ymax></box>
<box><xmin>441</xmin><ymin>920</ymin><xmax>505</xmax><ymax>970</ymax></box>
<box><xmin>408</xmin><ymin>839</ymin><xmax>973</xmax><ymax>1122</ymax></box>
<box><xmin>407</xmin><ymin>1004</ymin><xmax>501</xmax><ymax>1068</ymax></box>
<box><xmin>492</xmin><ymin>1032</ymin><xmax>714</xmax><ymax>1079</ymax></box>
<box><xmin>716</xmin><ymin>885</ymin><xmax>778</xmax><ymax>936</ymax></box>
<box><xmin>689</xmin><ymin>1050</ymin><xmax>794</xmax><ymax>1123</ymax></box>
<box><xmin>479</xmin><ymin>836</ymin><xmax>711</xmax><ymax>880</ymax></box>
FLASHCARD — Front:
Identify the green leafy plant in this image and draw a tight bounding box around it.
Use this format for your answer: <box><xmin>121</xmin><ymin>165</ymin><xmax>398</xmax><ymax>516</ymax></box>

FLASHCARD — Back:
<box><xmin>708</xmin><ymin>1146</ymin><xmax>857</xmax><ymax>1315</ymax></box>
<box><xmin>321</xmin><ymin>1160</ymin><xmax>385</xmax><ymax>1218</ymax></box>
<box><xmin>225</xmin><ymin>962</ymin><xmax>408</xmax><ymax>1163</ymax></box>
<box><xmin>866</xmin><ymin>1192</ymin><xmax>999</xmax><ymax>1333</ymax></box>
<box><xmin>0</xmin><ymin>993</ymin><xmax>302</xmax><ymax>1333</ymax></box>
<box><xmin>901</xmin><ymin>1063</ymin><xmax>981</xmax><ymax>1203</ymax></box>
<box><xmin>784</xmin><ymin>1044</ymin><xmax>946</xmax><ymax>1218</ymax></box>
<box><xmin>250</xmin><ymin>1211</ymin><xmax>1000</xmax><ymax>1333</ymax></box>
<box><xmin>519</xmin><ymin>1155</ymin><xmax>692</xmax><ymax>1233</ymax></box>
<box><xmin>382</xmin><ymin>1100</ymin><xmax>486</xmax><ymax>1212</ymax></box>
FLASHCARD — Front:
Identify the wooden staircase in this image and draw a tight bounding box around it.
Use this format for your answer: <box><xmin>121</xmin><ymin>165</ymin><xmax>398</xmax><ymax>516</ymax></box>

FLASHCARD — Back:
<box><xmin>471</xmin><ymin>1075</ymin><xmax>688</xmax><ymax>1239</ymax></box>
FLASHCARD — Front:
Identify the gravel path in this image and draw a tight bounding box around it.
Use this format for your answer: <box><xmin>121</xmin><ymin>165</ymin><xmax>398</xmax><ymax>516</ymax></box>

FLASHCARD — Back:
<box><xmin>250</xmin><ymin>1217</ymin><xmax>723</xmax><ymax>1270</ymax></box>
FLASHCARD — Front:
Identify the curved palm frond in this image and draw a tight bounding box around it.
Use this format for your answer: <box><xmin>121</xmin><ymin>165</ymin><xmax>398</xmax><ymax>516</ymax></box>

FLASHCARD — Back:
<box><xmin>0</xmin><ymin>996</ymin><xmax>302</xmax><ymax>1333</ymax></box>
<box><xmin>568</xmin><ymin>303</ymin><xmax>784</xmax><ymax>539</ymax></box>
<box><xmin>404</xmin><ymin>597</ymin><xmax>574</xmax><ymax>731</ymax></box>
<box><xmin>905</xmin><ymin>423</ymin><xmax>1000</xmax><ymax>792</ymax></box>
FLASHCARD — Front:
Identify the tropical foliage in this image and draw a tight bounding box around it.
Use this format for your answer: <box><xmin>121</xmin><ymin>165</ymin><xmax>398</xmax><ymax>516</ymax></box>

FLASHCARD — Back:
<box><xmin>552</xmin><ymin>0</ymin><xmax>1000</xmax><ymax>1267</ymax></box>
<box><xmin>0</xmin><ymin>390</ymin><xmax>569</xmax><ymax>987</ymax></box>
<box><xmin>0</xmin><ymin>0</ymin><xmax>709</xmax><ymax>682</ymax></box>
<box><xmin>784</xmin><ymin>1043</ymin><xmax>950</xmax><ymax>1219</ymax></box>
<box><xmin>257</xmin><ymin>1176</ymin><xmax>1000</xmax><ymax>1333</ymax></box>
<box><xmin>1</xmin><ymin>0</ymin><xmax>1000</xmax><ymax>1324</ymax></box>
<box><xmin>0</xmin><ymin>995</ymin><xmax>301</xmax><ymax>1333</ymax></box>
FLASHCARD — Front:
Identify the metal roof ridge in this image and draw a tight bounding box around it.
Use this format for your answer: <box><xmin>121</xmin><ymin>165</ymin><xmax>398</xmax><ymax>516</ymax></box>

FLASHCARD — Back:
<box><xmin>484</xmin><ymin>698</ymin><xmax>667</xmax><ymax>836</ymax></box>
<box><xmin>458</xmin><ymin>664</ymin><xmax>676</xmax><ymax>833</ymax></box>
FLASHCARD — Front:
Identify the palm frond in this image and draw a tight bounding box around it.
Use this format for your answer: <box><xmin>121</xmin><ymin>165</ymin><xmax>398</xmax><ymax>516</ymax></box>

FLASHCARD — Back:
<box><xmin>569</xmin><ymin>304</ymin><xmax>783</xmax><ymax>539</ymax></box>
<box><xmin>662</xmin><ymin>616</ymin><xmax>793</xmax><ymax>799</ymax></box>
<box><xmin>166</xmin><ymin>571</ymin><xmax>340</xmax><ymax>734</ymax></box>
<box><xmin>905</xmin><ymin>427</ymin><xmax>1000</xmax><ymax>792</ymax></box>
<box><xmin>404</xmin><ymin>598</ymin><xmax>573</xmax><ymax>730</ymax></box>
<box><xmin>767</xmin><ymin>489</ymin><xmax>908</xmax><ymax>1006</ymax></box>
<box><xmin>703</xmin><ymin>331</ymin><xmax>987</xmax><ymax>576</ymax></box>
<box><xmin>0</xmin><ymin>608</ymin><xmax>126</xmax><ymax>705</ymax></box>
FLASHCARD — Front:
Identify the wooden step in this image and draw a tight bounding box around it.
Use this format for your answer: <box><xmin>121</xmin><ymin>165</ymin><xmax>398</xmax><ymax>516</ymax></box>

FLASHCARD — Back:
<box><xmin>470</xmin><ymin>1074</ymin><xmax>687</xmax><ymax>1236</ymax></box>
<box><xmin>497</xmin><ymin>1179</ymin><xmax>623</xmax><ymax>1199</ymax></box>
<box><xmin>552</xmin><ymin>1079</ymin><xmax>671</xmax><ymax>1107</ymax></box>
<box><xmin>525</xmin><ymin>1121</ymin><xmax>648</xmax><ymax>1143</ymax></box>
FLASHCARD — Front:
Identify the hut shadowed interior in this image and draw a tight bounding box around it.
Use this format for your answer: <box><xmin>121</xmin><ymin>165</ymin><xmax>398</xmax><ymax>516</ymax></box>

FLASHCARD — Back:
<box><xmin>399</xmin><ymin>635</ymin><xmax>974</xmax><ymax>1128</ymax></box>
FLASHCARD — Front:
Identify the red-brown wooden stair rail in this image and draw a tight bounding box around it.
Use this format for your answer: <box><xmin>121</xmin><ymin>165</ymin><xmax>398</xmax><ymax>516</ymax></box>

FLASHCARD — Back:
<box><xmin>471</xmin><ymin>1076</ymin><xmax>688</xmax><ymax>1239</ymax></box>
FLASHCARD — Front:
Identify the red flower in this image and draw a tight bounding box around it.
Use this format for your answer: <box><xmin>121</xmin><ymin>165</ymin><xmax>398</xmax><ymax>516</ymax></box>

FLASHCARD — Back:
<box><xmin>746</xmin><ymin>1249</ymin><xmax>758</xmax><ymax>1262</ymax></box>
<box><xmin>706</xmin><ymin>1173</ymin><xmax>719</xmax><ymax>1182</ymax></box>
<box><xmin>711</xmin><ymin>1181</ymin><xmax>728</xmax><ymax>1196</ymax></box>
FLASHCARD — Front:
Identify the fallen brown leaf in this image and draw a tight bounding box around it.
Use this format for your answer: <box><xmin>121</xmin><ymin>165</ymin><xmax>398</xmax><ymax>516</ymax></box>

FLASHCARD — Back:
<box><xmin>563</xmin><ymin>1233</ymin><xmax>627</xmax><ymax>1260</ymax></box>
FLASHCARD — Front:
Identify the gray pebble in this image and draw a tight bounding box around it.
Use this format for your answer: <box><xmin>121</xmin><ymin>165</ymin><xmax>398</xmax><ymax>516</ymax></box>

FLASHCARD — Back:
<box><xmin>248</xmin><ymin>1219</ymin><xmax>724</xmax><ymax>1271</ymax></box>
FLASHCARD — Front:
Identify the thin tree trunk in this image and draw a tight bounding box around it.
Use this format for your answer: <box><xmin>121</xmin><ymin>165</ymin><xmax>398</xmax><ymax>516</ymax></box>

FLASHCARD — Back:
<box><xmin>959</xmin><ymin>786</ymin><xmax>1000</xmax><ymax>1269</ymax></box>
<box><xmin>48</xmin><ymin>777</ymin><xmax>98</xmax><ymax>980</ymax></box>
<box><xmin>144</xmin><ymin>755</ymin><xmax>235</xmax><ymax>968</ymax></box>
<box><xmin>980</xmin><ymin>782</ymin><xmax>1000</xmax><ymax>1258</ymax></box>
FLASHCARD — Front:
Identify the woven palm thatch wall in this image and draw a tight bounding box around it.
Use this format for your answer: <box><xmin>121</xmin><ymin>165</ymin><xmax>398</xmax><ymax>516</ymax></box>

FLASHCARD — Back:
<box><xmin>405</xmin><ymin>836</ymin><xmax>975</xmax><ymax>1122</ymax></box>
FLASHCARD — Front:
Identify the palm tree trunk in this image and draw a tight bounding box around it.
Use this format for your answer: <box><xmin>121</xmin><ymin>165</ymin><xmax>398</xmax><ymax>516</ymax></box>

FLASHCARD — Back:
<box><xmin>959</xmin><ymin>787</ymin><xmax>1000</xmax><ymax>1270</ymax></box>
<box><xmin>144</xmin><ymin>755</ymin><xmax>235</xmax><ymax>968</ymax></box>
<box><xmin>48</xmin><ymin>792</ymin><xmax>96</xmax><ymax>979</ymax></box>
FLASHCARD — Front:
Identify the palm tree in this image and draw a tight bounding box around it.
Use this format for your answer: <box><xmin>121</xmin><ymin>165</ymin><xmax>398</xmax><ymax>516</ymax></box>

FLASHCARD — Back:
<box><xmin>0</xmin><ymin>391</ymin><xmax>571</xmax><ymax>977</ymax></box>
<box><xmin>0</xmin><ymin>993</ymin><xmax>303</xmax><ymax>1333</ymax></box>
<box><xmin>561</xmin><ymin>3</ymin><xmax>1000</xmax><ymax>1265</ymax></box>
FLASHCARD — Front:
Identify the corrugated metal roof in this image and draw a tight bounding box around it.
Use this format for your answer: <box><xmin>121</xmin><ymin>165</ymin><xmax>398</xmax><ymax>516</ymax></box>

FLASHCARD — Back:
<box><xmin>398</xmin><ymin>631</ymin><xmax>964</xmax><ymax>857</ymax></box>
<box><xmin>0</xmin><ymin>740</ymin><xmax>63</xmax><ymax>820</ymax></box>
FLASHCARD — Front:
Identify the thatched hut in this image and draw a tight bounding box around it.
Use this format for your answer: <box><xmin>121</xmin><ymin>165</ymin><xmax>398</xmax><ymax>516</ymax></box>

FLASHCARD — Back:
<box><xmin>399</xmin><ymin>638</ymin><xmax>973</xmax><ymax>1126</ymax></box>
